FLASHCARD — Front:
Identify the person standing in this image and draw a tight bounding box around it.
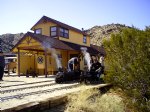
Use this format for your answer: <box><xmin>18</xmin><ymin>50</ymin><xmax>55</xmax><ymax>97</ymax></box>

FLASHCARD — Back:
<box><xmin>68</xmin><ymin>57</ymin><xmax>80</xmax><ymax>72</ymax></box>
<box><xmin>99</xmin><ymin>54</ymin><xmax>104</xmax><ymax>74</ymax></box>
<box><xmin>90</xmin><ymin>56</ymin><xmax>101</xmax><ymax>72</ymax></box>
<box><xmin>90</xmin><ymin>55</ymin><xmax>101</xmax><ymax>81</ymax></box>
<box><xmin>0</xmin><ymin>51</ymin><xmax>5</xmax><ymax>81</ymax></box>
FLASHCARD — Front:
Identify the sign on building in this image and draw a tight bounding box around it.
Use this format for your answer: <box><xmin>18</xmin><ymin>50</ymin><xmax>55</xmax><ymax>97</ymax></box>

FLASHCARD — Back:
<box><xmin>37</xmin><ymin>55</ymin><xmax>45</xmax><ymax>69</ymax></box>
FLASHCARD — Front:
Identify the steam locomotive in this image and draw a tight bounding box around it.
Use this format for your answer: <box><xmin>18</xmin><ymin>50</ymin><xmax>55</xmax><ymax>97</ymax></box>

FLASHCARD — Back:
<box><xmin>55</xmin><ymin>68</ymin><xmax>81</xmax><ymax>83</ymax></box>
<box><xmin>55</xmin><ymin>63</ymin><xmax>102</xmax><ymax>84</ymax></box>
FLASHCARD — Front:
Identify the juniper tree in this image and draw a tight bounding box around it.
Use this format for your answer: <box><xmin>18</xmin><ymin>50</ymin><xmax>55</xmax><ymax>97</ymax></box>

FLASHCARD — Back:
<box><xmin>103</xmin><ymin>28</ymin><xmax>150</xmax><ymax>112</ymax></box>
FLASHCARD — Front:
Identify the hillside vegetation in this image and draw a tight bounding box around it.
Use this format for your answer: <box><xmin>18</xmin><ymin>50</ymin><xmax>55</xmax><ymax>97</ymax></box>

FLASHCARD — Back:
<box><xmin>87</xmin><ymin>23</ymin><xmax>130</xmax><ymax>46</ymax></box>
<box><xmin>0</xmin><ymin>33</ymin><xmax>24</xmax><ymax>52</ymax></box>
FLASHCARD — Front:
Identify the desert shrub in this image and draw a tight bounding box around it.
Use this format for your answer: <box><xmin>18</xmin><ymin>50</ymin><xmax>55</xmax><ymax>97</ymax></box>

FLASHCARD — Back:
<box><xmin>65</xmin><ymin>88</ymin><xmax>125</xmax><ymax>112</ymax></box>
<box><xmin>103</xmin><ymin>28</ymin><xmax>150</xmax><ymax>112</ymax></box>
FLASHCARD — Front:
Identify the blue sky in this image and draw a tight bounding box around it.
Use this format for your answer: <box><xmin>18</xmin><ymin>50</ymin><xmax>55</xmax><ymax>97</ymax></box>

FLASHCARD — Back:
<box><xmin>0</xmin><ymin>0</ymin><xmax>150</xmax><ymax>34</ymax></box>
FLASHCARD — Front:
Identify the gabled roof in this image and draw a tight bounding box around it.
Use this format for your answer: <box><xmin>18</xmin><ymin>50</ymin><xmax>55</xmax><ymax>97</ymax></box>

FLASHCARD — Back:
<box><xmin>90</xmin><ymin>44</ymin><xmax>106</xmax><ymax>55</ymax></box>
<box><xmin>31</xmin><ymin>16</ymin><xmax>89</xmax><ymax>36</ymax></box>
<box><xmin>11</xmin><ymin>32</ymin><xmax>103</xmax><ymax>55</ymax></box>
<box><xmin>11</xmin><ymin>32</ymin><xmax>74</xmax><ymax>51</ymax></box>
<box><xmin>62</xmin><ymin>41</ymin><xmax>100</xmax><ymax>55</ymax></box>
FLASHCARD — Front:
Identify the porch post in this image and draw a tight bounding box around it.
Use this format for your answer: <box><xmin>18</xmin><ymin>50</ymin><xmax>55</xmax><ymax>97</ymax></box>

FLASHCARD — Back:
<box><xmin>18</xmin><ymin>48</ymin><xmax>20</xmax><ymax>77</ymax></box>
<box><xmin>45</xmin><ymin>51</ymin><xmax>47</xmax><ymax>77</ymax></box>
<box><xmin>67</xmin><ymin>51</ymin><xmax>69</xmax><ymax>62</ymax></box>
<box><xmin>34</xmin><ymin>53</ymin><xmax>36</xmax><ymax>72</ymax></box>
<box><xmin>67</xmin><ymin>51</ymin><xmax>69</xmax><ymax>70</ymax></box>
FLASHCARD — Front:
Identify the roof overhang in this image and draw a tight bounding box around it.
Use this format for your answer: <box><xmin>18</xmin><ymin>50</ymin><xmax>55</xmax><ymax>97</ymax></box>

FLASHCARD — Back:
<box><xmin>11</xmin><ymin>32</ymin><xmax>75</xmax><ymax>52</ymax></box>
<box><xmin>11</xmin><ymin>32</ymin><xmax>104</xmax><ymax>55</ymax></box>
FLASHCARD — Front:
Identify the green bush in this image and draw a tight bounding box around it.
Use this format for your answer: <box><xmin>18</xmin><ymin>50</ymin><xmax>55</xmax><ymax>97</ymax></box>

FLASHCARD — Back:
<box><xmin>103</xmin><ymin>28</ymin><xmax>150</xmax><ymax>112</ymax></box>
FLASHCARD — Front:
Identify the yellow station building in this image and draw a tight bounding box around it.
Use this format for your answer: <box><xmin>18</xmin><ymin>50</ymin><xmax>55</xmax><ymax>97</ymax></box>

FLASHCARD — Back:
<box><xmin>12</xmin><ymin>16</ymin><xmax>104</xmax><ymax>77</ymax></box>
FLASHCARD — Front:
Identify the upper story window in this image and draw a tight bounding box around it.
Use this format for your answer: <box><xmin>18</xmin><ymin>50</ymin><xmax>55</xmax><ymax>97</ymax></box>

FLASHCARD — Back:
<box><xmin>50</xmin><ymin>26</ymin><xmax>57</xmax><ymax>37</ymax></box>
<box><xmin>60</xmin><ymin>28</ymin><xmax>69</xmax><ymax>38</ymax></box>
<box><xmin>83</xmin><ymin>36</ymin><xmax>87</xmax><ymax>43</ymax></box>
<box><xmin>35</xmin><ymin>29</ymin><xmax>42</xmax><ymax>34</ymax></box>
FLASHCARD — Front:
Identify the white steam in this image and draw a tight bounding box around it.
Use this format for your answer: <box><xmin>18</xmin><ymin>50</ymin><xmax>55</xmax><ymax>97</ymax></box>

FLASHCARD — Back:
<box><xmin>80</xmin><ymin>47</ymin><xmax>91</xmax><ymax>71</ymax></box>
<box><xmin>51</xmin><ymin>48</ymin><xmax>62</xmax><ymax>69</ymax></box>
<box><xmin>42</xmin><ymin>41</ymin><xmax>62</xmax><ymax>69</ymax></box>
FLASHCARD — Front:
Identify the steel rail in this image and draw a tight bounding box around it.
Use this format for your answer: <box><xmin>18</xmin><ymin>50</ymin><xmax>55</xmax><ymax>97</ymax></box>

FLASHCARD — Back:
<box><xmin>0</xmin><ymin>84</ymin><xmax>79</xmax><ymax>102</ymax></box>
<box><xmin>1</xmin><ymin>83</ymin><xmax>56</xmax><ymax>94</ymax></box>
<box><xmin>2</xmin><ymin>80</ymin><xmax>54</xmax><ymax>88</ymax></box>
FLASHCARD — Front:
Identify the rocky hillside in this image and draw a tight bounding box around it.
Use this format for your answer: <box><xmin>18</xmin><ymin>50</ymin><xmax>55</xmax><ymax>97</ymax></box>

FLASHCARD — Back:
<box><xmin>87</xmin><ymin>23</ymin><xmax>131</xmax><ymax>46</ymax></box>
<box><xmin>0</xmin><ymin>24</ymin><xmax>131</xmax><ymax>52</ymax></box>
<box><xmin>0</xmin><ymin>33</ymin><xmax>24</xmax><ymax>52</ymax></box>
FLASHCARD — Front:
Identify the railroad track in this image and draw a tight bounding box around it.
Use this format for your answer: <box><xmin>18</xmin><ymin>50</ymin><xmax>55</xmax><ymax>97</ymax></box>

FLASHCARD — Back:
<box><xmin>1</xmin><ymin>83</ymin><xmax>56</xmax><ymax>94</ymax></box>
<box><xmin>2</xmin><ymin>80</ymin><xmax>54</xmax><ymax>88</ymax></box>
<box><xmin>0</xmin><ymin>84</ymin><xmax>80</xmax><ymax>102</ymax></box>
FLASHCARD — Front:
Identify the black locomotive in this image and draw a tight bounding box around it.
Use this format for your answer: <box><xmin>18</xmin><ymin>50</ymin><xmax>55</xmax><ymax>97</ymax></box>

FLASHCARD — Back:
<box><xmin>55</xmin><ymin>61</ymin><xmax>102</xmax><ymax>84</ymax></box>
<box><xmin>55</xmin><ymin>68</ymin><xmax>81</xmax><ymax>83</ymax></box>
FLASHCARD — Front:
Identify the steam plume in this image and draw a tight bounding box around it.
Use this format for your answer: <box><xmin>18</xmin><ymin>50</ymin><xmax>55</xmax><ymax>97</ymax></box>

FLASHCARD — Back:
<box><xmin>80</xmin><ymin>47</ymin><xmax>91</xmax><ymax>71</ymax></box>
<box><xmin>42</xmin><ymin>40</ymin><xmax>62</xmax><ymax>69</ymax></box>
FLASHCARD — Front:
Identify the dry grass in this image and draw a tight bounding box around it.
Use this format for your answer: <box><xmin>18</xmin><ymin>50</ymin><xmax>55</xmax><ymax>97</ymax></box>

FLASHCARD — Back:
<box><xmin>65</xmin><ymin>87</ymin><xmax>125</xmax><ymax>112</ymax></box>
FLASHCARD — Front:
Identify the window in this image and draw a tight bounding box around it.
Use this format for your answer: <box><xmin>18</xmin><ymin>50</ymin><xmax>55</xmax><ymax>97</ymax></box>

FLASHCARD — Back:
<box><xmin>83</xmin><ymin>36</ymin><xmax>87</xmax><ymax>43</ymax></box>
<box><xmin>60</xmin><ymin>28</ymin><xmax>69</xmax><ymax>38</ymax></box>
<box><xmin>50</xmin><ymin>26</ymin><xmax>57</xmax><ymax>36</ymax></box>
<box><xmin>35</xmin><ymin>29</ymin><xmax>42</xmax><ymax>34</ymax></box>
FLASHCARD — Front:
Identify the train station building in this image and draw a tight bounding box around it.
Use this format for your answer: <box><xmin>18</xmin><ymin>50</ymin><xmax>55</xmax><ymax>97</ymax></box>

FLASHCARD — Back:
<box><xmin>11</xmin><ymin>16</ymin><xmax>104</xmax><ymax>77</ymax></box>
